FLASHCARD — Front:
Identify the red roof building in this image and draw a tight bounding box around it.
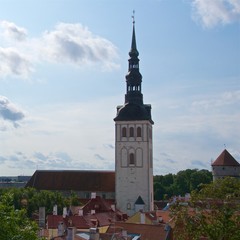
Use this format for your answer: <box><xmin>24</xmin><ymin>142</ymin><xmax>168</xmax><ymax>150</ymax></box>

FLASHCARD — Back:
<box><xmin>26</xmin><ymin>170</ymin><xmax>115</xmax><ymax>199</ymax></box>
<box><xmin>212</xmin><ymin>149</ymin><xmax>240</xmax><ymax>180</ymax></box>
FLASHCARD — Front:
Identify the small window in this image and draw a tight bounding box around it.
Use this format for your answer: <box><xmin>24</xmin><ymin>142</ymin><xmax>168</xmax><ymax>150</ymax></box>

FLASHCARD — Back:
<box><xmin>130</xmin><ymin>127</ymin><xmax>134</xmax><ymax>137</ymax></box>
<box><xmin>122</xmin><ymin>127</ymin><xmax>127</xmax><ymax>137</ymax></box>
<box><xmin>127</xmin><ymin>203</ymin><xmax>131</xmax><ymax>210</ymax></box>
<box><xmin>137</xmin><ymin>127</ymin><xmax>142</xmax><ymax>137</ymax></box>
<box><xmin>129</xmin><ymin>153</ymin><xmax>135</xmax><ymax>165</ymax></box>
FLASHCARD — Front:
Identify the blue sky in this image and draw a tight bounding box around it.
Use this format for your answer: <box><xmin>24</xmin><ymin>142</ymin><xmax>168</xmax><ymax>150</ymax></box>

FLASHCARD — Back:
<box><xmin>0</xmin><ymin>0</ymin><xmax>239</xmax><ymax>176</ymax></box>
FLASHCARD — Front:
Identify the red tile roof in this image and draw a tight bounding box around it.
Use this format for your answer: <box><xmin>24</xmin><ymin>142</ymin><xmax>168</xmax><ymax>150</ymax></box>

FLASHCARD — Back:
<box><xmin>47</xmin><ymin>215</ymin><xmax>64</xmax><ymax>229</ymax></box>
<box><xmin>212</xmin><ymin>149</ymin><xmax>240</xmax><ymax>166</ymax></box>
<box><xmin>26</xmin><ymin>170</ymin><xmax>115</xmax><ymax>192</ymax></box>
<box><xmin>47</xmin><ymin>215</ymin><xmax>90</xmax><ymax>229</ymax></box>
<box><xmin>106</xmin><ymin>222</ymin><xmax>170</xmax><ymax>240</ymax></box>
<box><xmin>82</xmin><ymin>196</ymin><xmax>112</xmax><ymax>214</ymax></box>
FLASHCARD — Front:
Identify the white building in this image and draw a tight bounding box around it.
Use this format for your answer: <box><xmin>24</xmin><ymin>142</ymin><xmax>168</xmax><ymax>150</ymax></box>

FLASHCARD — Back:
<box><xmin>114</xmin><ymin>20</ymin><xmax>154</xmax><ymax>216</ymax></box>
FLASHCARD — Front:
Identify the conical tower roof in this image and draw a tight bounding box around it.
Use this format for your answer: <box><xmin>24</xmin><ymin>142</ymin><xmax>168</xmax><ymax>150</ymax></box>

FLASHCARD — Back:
<box><xmin>212</xmin><ymin>149</ymin><xmax>240</xmax><ymax>166</ymax></box>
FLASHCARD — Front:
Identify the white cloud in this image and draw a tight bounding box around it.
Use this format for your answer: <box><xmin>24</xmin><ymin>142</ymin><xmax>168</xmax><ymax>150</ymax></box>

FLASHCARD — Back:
<box><xmin>41</xmin><ymin>23</ymin><xmax>119</xmax><ymax>70</ymax></box>
<box><xmin>0</xmin><ymin>96</ymin><xmax>25</xmax><ymax>128</ymax></box>
<box><xmin>191</xmin><ymin>90</ymin><xmax>240</xmax><ymax>111</ymax></box>
<box><xmin>0</xmin><ymin>95</ymin><xmax>117</xmax><ymax>174</ymax></box>
<box><xmin>0</xmin><ymin>21</ymin><xmax>119</xmax><ymax>79</ymax></box>
<box><xmin>191</xmin><ymin>0</ymin><xmax>240</xmax><ymax>28</ymax></box>
<box><xmin>0</xmin><ymin>20</ymin><xmax>27</xmax><ymax>41</ymax></box>
<box><xmin>0</xmin><ymin>47</ymin><xmax>33</xmax><ymax>78</ymax></box>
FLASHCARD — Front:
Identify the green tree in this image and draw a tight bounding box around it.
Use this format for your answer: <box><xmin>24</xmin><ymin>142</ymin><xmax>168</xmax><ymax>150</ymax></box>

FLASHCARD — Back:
<box><xmin>154</xmin><ymin>169</ymin><xmax>212</xmax><ymax>200</ymax></box>
<box><xmin>0</xmin><ymin>192</ymin><xmax>42</xmax><ymax>240</ymax></box>
<box><xmin>154</xmin><ymin>182</ymin><xmax>166</xmax><ymax>200</ymax></box>
<box><xmin>171</xmin><ymin>177</ymin><xmax>240</xmax><ymax>240</ymax></box>
<box><xmin>69</xmin><ymin>191</ymin><xmax>82</xmax><ymax>206</ymax></box>
<box><xmin>190</xmin><ymin>169</ymin><xmax>212</xmax><ymax>191</ymax></box>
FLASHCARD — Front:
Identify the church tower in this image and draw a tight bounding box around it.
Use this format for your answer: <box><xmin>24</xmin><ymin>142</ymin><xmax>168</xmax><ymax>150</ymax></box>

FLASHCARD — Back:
<box><xmin>114</xmin><ymin>18</ymin><xmax>154</xmax><ymax>216</ymax></box>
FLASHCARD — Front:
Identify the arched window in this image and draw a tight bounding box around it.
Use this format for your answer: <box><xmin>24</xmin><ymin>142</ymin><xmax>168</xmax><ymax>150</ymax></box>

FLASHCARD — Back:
<box><xmin>122</xmin><ymin>127</ymin><xmax>127</xmax><ymax>137</ymax></box>
<box><xmin>137</xmin><ymin>127</ymin><xmax>142</xmax><ymax>137</ymax></box>
<box><xmin>130</xmin><ymin>127</ymin><xmax>134</xmax><ymax>137</ymax></box>
<box><xmin>129</xmin><ymin>153</ymin><xmax>135</xmax><ymax>165</ymax></box>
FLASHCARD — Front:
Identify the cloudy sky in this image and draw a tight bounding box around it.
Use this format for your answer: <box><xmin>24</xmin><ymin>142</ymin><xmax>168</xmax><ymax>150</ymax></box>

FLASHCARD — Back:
<box><xmin>0</xmin><ymin>0</ymin><xmax>239</xmax><ymax>176</ymax></box>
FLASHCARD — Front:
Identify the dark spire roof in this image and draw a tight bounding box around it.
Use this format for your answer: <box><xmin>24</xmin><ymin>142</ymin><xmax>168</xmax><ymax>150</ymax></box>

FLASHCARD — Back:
<box><xmin>129</xmin><ymin>20</ymin><xmax>139</xmax><ymax>58</ymax></box>
<box><xmin>114</xmin><ymin>18</ymin><xmax>153</xmax><ymax>124</ymax></box>
<box><xmin>212</xmin><ymin>149</ymin><xmax>240</xmax><ymax>166</ymax></box>
<box><xmin>135</xmin><ymin>196</ymin><xmax>145</xmax><ymax>205</ymax></box>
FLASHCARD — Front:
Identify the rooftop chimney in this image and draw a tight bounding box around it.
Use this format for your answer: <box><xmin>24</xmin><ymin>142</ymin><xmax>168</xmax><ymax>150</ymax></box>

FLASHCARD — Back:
<box><xmin>90</xmin><ymin>228</ymin><xmax>99</xmax><ymax>240</ymax></box>
<box><xmin>39</xmin><ymin>207</ymin><xmax>45</xmax><ymax>228</ymax></box>
<box><xmin>53</xmin><ymin>204</ymin><xmax>58</xmax><ymax>215</ymax></box>
<box><xmin>91</xmin><ymin>192</ymin><xmax>96</xmax><ymax>199</ymax></box>
<box><xmin>63</xmin><ymin>207</ymin><xmax>67</xmax><ymax>218</ymax></box>
<box><xmin>79</xmin><ymin>209</ymin><xmax>83</xmax><ymax>216</ymax></box>
<box><xmin>140</xmin><ymin>212</ymin><xmax>145</xmax><ymax>224</ymax></box>
<box><xmin>66</xmin><ymin>227</ymin><xmax>75</xmax><ymax>240</ymax></box>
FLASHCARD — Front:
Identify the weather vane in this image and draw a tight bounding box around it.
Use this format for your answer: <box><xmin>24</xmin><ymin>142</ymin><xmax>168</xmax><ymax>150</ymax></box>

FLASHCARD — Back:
<box><xmin>132</xmin><ymin>10</ymin><xmax>135</xmax><ymax>24</ymax></box>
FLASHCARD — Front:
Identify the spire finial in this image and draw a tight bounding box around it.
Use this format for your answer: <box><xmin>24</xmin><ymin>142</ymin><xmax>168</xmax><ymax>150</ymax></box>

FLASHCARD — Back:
<box><xmin>129</xmin><ymin>10</ymin><xmax>138</xmax><ymax>57</ymax></box>
<box><xmin>132</xmin><ymin>10</ymin><xmax>135</xmax><ymax>25</ymax></box>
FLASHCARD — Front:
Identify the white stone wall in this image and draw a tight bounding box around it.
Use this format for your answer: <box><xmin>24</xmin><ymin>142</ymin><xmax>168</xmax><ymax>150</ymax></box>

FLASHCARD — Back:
<box><xmin>115</xmin><ymin>120</ymin><xmax>154</xmax><ymax>216</ymax></box>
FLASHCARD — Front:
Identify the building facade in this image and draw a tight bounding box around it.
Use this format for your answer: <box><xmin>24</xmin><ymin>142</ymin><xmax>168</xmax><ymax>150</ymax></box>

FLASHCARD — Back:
<box><xmin>114</xmin><ymin>20</ymin><xmax>154</xmax><ymax>216</ymax></box>
<box><xmin>212</xmin><ymin>149</ymin><xmax>240</xmax><ymax>180</ymax></box>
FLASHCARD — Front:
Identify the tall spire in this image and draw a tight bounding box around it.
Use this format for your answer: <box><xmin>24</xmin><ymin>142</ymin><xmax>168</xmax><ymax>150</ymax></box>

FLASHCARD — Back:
<box><xmin>114</xmin><ymin>13</ymin><xmax>153</xmax><ymax>124</ymax></box>
<box><xmin>129</xmin><ymin>11</ymin><xmax>139</xmax><ymax>58</ymax></box>
<box><xmin>125</xmin><ymin>13</ymin><xmax>143</xmax><ymax>105</ymax></box>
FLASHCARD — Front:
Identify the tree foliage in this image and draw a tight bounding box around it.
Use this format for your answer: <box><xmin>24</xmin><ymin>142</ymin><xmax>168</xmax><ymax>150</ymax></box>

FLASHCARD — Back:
<box><xmin>0</xmin><ymin>188</ymin><xmax>84</xmax><ymax>239</ymax></box>
<box><xmin>154</xmin><ymin>169</ymin><xmax>212</xmax><ymax>200</ymax></box>
<box><xmin>0</xmin><ymin>192</ymin><xmax>41</xmax><ymax>240</ymax></box>
<box><xmin>0</xmin><ymin>187</ymin><xmax>67</xmax><ymax>217</ymax></box>
<box><xmin>171</xmin><ymin>177</ymin><xmax>240</xmax><ymax>240</ymax></box>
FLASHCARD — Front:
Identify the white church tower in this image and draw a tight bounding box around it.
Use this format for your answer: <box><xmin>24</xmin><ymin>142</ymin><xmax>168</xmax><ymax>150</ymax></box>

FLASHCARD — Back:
<box><xmin>114</xmin><ymin>18</ymin><xmax>154</xmax><ymax>216</ymax></box>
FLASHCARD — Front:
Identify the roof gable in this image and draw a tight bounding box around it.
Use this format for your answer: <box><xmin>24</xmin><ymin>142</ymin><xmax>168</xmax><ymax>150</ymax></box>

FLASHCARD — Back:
<box><xmin>212</xmin><ymin>149</ymin><xmax>240</xmax><ymax>166</ymax></box>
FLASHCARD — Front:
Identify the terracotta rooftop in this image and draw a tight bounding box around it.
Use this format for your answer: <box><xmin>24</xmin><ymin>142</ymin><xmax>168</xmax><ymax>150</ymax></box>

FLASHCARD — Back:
<box><xmin>47</xmin><ymin>215</ymin><xmax>90</xmax><ymax>229</ymax></box>
<box><xmin>106</xmin><ymin>222</ymin><xmax>171</xmax><ymax>240</ymax></box>
<box><xmin>26</xmin><ymin>170</ymin><xmax>115</xmax><ymax>192</ymax></box>
<box><xmin>212</xmin><ymin>149</ymin><xmax>240</xmax><ymax>166</ymax></box>
<box><xmin>82</xmin><ymin>196</ymin><xmax>112</xmax><ymax>214</ymax></box>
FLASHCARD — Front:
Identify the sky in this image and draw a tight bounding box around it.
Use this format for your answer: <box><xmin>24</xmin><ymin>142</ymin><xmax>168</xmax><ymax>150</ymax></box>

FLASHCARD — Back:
<box><xmin>0</xmin><ymin>0</ymin><xmax>240</xmax><ymax>176</ymax></box>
